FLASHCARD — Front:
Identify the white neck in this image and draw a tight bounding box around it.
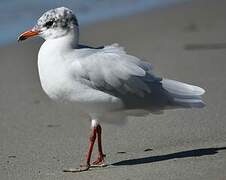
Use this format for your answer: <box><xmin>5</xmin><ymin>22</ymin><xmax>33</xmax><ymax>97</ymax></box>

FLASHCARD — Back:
<box><xmin>42</xmin><ymin>28</ymin><xmax>79</xmax><ymax>52</ymax></box>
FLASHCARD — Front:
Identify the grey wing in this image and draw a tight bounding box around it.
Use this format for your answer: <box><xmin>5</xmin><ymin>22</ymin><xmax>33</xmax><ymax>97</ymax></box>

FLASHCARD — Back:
<box><xmin>72</xmin><ymin>44</ymin><xmax>170</xmax><ymax>109</ymax></box>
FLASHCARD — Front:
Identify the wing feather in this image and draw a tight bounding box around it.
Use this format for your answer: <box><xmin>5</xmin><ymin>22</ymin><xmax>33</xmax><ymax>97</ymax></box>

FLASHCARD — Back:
<box><xmin>71</xmin><ymin>44</ymin><xmax>161</xmax><ymax>97</ymax></box>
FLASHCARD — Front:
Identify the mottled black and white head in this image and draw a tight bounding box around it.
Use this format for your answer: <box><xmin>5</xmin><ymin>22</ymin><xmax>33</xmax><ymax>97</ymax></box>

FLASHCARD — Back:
<box><xmin>18</xmin><ymin>7</ymin><xmax>79</xmax><ymax>41</ymax></box>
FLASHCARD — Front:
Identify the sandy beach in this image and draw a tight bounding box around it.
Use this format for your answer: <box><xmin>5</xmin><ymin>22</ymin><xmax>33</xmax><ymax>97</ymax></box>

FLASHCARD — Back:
<box><xmin>1</xmin><ymin>0</ymin><xmax>226</xmax><ymax>179</ymax></box>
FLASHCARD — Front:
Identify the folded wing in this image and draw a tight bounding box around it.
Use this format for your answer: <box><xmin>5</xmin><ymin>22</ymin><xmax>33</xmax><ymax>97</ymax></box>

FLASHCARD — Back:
<box><xmin>72</xmin><ymin>44</ymin><xmax>161</xmax><ymax>98</ymax></box>
<box><xmin>71</xmin><ymin>43</ymin><xmax>205</xmax><ymax>110</ymax></box>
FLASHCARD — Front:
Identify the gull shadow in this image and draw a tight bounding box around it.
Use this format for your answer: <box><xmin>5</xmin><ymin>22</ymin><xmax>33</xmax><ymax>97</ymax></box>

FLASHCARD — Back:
<box><xmin>112</xmin><ymin>147</ymin><xmax>226</xmax><ymax>166</ymax></box>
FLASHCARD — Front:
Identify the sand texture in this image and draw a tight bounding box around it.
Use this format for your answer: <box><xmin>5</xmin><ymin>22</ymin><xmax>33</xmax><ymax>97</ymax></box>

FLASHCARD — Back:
<box><xmin>1</xmin><ymin>0</ymin><xmax>226</xmax><ymax>179</ymax></box>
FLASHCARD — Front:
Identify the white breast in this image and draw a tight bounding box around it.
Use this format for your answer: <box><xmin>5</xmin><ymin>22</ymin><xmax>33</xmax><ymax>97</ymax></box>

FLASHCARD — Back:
<box><xmin>38</xmin><ymin>41</ymin><xmax>70</xmax><ymax>101</ymax></box>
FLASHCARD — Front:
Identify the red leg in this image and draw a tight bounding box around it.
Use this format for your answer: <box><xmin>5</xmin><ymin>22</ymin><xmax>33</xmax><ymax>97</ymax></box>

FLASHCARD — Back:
<box><xmin>63</xmin><ymin>122</ymin><xmax>106</xmax><ymax>173</ymax></box>
<box><xmin>92</xmin><ymin>124</ymin><xmax>106</xmax><ymax>166</ymax></box>
<box><xmin>85</xmin><ymin>127</ymin><xmax>97</xmax><ymax>166</ymax></box>
<box><xmin>64</xmin><ymin>127</ymin><xmax>97</xmax><ymax>172</ymax></box>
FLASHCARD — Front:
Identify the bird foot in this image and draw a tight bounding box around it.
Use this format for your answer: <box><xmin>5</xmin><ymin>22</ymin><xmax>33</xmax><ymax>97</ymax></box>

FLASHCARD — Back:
<box><xmin>91</xmin><ymin>155</ymin><xmax>107</xmax><ymax>167</ymax></box>
<box><xmin>63</xmin><ymin>164</ymin><xmax>90</xmax><ymax>173</ymax></box>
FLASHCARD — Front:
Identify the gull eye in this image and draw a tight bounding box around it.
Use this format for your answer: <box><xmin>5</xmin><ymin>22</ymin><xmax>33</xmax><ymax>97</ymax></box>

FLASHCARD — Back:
<box><xmin>44</xmin><ymin>20</ymin><xmax>54</xmax><ymax>28</ymax></box>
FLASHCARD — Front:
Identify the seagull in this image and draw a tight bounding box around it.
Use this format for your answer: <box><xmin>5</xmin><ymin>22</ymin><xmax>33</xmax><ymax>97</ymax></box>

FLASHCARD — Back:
<box><xmin>18</xmin><ymin>7</ymin><xmax>205</xmax><ymax>172</ymax></box>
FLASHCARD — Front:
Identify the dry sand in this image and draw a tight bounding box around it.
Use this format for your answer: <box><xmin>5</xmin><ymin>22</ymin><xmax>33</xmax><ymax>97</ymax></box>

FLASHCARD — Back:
<box><xmin>1</xmin><ymin>0</ymin><xmax>226</xmax><ymax>179</ymax></box>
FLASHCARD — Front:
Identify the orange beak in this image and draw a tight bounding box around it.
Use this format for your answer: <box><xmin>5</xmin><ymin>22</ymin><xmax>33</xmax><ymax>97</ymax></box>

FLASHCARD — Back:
<box><xmin>18</xmin><ymin>29</ymin><xmax>40</xmax><ymax>41</ymax></box>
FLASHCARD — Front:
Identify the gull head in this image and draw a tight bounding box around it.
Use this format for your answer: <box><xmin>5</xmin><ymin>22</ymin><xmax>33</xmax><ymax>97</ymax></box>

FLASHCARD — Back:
<box><xmin>18</xmin><ymin>7</ymin><xmax>79</xmax><ymax>41</ymax></box>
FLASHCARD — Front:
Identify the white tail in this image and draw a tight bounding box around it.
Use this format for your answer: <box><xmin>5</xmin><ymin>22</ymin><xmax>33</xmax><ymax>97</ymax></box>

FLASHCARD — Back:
<box><xmin>162</xmin><ymin>79</ymin><xmax>205</xmax><ymax>108</ymax></box>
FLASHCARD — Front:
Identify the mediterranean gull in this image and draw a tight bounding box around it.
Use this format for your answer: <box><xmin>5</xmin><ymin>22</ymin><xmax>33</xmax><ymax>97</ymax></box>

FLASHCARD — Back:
<box><xmin>18</xmin><ymin>7</ymin><xmax>205</xmax><ymax>172</ymax></box>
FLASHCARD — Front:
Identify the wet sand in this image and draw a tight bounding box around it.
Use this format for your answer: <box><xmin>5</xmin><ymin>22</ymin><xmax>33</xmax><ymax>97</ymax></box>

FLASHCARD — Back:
<box><xmin>1</xmin><ymin>0</ymin><xmax>226</xmax><ymax>179</ymax></box>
